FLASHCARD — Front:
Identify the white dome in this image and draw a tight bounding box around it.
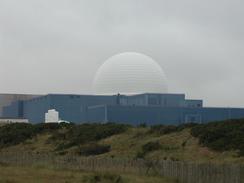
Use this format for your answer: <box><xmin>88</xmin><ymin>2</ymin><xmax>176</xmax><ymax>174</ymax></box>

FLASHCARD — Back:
<box><xmin>93</xmin><ymin>52</ymin><xmax>168</xmax><ymax>95</ymax></box>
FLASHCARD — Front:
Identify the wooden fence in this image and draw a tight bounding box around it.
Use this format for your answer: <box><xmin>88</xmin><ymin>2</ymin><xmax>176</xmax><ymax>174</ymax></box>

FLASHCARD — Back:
<box><xmin>0</xmin><ymin>152</ymin><xmax>243</xmax><ymax>183</ymax></box>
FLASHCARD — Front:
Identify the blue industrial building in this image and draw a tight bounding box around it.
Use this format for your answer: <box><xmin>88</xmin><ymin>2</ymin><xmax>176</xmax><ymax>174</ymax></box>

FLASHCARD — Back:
<box><xmin>2</xmin><ymin>53</ymin><xmax>243</xmax><ymax>125</ymax></box>
<box><xmin>2</xmin><ymin>93</ymin><xmax>244</xmax><ymax>125</ymax></box>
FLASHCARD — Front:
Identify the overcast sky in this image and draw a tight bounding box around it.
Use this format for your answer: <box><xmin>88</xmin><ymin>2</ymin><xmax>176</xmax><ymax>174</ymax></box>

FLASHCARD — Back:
<box><xmin>0</xmin><ymin>0</ymin><xmax>243</xmax><ymax>107</ymax></box>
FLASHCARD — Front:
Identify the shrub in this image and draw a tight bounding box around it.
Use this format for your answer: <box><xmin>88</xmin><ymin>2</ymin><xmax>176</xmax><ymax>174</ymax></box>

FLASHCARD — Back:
<box><xmin>0</xmin><ymin>123</ymin><xmax>129</xmax><ymax>150</ymax></box>
<box><xmin>0</xmin><ymin>123</ymin><xmax>36</xmax><ymax>148</ymax></box>
<box><xmin>136</xmin><ymin>141</ymin><xmax>161</xmax><ymax>159</ymax></box>
<box><xmin>177</xmin><ymin>123</ymin><xmax>198</xmax><ymax>131</ymax></box>
<box><xmin>34</xmin><ymin>122</ymin><xmax>73</xmax><ymax>133</ymax></box>
<box><xmin>142</xmin><ymin>141</ymin><xmax>161</xmax><ymax>152</ymax></box>
<box><xmin>34</xmin><ymin>123</ymin><xmax>60</xmax><ymax>133</ymax></box>
<box><xmin>83</xmin><ymin>173</ymin><xmax>123</xmax><ymax>183</ymax></box>
<box><xmin>66</xmin><ymin>123</ymin><xmax>130</xmax><ymax>146</ymax></box>
<box><xmin>138</xmin><ymin>123</ymin><xmax>147</xmax><ymax>128</ymax></box>
<box><xmin>55</xmin><ymin>142</ymin><xmax>74</xmax><ymax>151</ymax></box>
<box><xmin>150</xmin><ymin>123</ymin><xmax>198</xmax><ymax>135</ymax></box>
<box><xmin>149</xmin><ymin>125</ymin><xmax>178</xmax><ymax>135</ymax></box>
<box><xmin>136</xmin><ymin>151</ymin><xmax>145</xmax><ymax>159</ymax></box>
<box><xmin>77</xmin><ymin>143</ymin><xmax>111</xmax><ymax>156</ymax></box>
<box><xmin>50</xmin><ymin>123</ymin><xmax>130</xmax><ymax>151</ymax></box>
<box><xmin>191</xmin><ymin>119</ymin><xmax>244</xmax><ymax>156</ymax></box>
<box><xmin>0</xmin><ymin>122</ymin><xmax>74</xmax><ymax>148</ymax></box>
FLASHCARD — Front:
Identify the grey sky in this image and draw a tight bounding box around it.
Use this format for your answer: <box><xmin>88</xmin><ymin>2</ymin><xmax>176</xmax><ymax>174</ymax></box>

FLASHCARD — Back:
<box><xmin>0</xmin><ymin>0</ymin><xmax>243</xmax><ymax>107</ymax></box>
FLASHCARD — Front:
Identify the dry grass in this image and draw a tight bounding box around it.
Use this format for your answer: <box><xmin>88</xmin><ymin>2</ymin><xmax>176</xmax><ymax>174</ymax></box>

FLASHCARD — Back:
<box><xmin>100</xmin><ymin>128</ymin><xmax>244</xmax><ymax>163</ymax></box>
<box><xmin>0</xmin><ymin>164</ymin><xmax>177</xmax><ymax>183</ymax></box>
<box><xmin>1</xmin><ymin>133</ymin><xmax>55</xmax><ymax>154</ymax></box>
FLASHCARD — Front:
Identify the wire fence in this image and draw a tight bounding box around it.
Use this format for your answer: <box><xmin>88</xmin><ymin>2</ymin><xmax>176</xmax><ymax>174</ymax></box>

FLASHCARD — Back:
<box><xmin>0</xmin><ymin>152</ymin><xmax>243</xmax><ymax>183</ymax></box>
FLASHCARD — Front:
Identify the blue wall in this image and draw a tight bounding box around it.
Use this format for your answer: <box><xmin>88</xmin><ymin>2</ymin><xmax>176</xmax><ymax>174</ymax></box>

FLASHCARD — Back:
<box><xmin>2</xmin><ymin>101</ymin><xmax>24</xmax><ymax>118</ymax></box>
<box><xmin>24</xmin><ymin>96</ymin><xmax>51</xmax><ymax>123</ymax></box>
<box><xmin>2</xmin><ymin>93</ymin><xmax>244</xmax><ymax>125</ymax></box>
<box><xmin>87</xmin><ymin>105</ymin><xmax>107</xmax><ymax>123</ymax></box>
<box><xmin>22</xmin><ymin>94</ymin><xmax>117</xmax><ymax>123</ymax></box>
<box><xmin>49</xmin><ymin>94</ymin><xmax>117</xmax><ymax>123</ymax></box>
<box><xmin>86</xmin><ymin>105</ymin><xmax>244</xmax><ymax>125</ymax></box>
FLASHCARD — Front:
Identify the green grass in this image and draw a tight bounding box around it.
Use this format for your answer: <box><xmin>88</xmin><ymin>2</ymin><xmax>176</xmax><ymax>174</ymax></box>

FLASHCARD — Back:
<box><xmin>0</xmin><ymin>164</ymin><xmax>177</xmax><ymax>183</ymax></box>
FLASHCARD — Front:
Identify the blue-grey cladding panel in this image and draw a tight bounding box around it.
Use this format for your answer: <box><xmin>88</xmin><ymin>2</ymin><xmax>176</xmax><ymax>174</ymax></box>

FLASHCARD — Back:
<box><xmin>106</xmin><ymin>106</ymin><xmax>182</xmax><ymax>125</ymax></box>
<box><xmin>87</xmin><ymin>105</ymin><xmax>107</xmax><ymax>123</ymax></box>
<box><xmin>49</xmin><ymin>95</ymin><xmax>117</xmax><ymax>123</ymax></box>
<box><xmin>23</xmin><ymin>94</ymin><xmax>117</xmax><ymax>123</ymax></box>
<box><xmin>23</xmin><ymin>96</ymin><xmax>51</xmax><ymax>123</ymax></box>
<box><xmin>2</xmin><ymin>101</ymin><xmax>24</xmax><ymax>118</ymax></box>
<box><xmin>105</xmin><ymin>106</ymin><xmax>244</xmax><ymax>125</ymax></box>
<box><xmin>4</xmin><ymin>93</ymin><xmax>244</xmax><ymax>125</ymax></box>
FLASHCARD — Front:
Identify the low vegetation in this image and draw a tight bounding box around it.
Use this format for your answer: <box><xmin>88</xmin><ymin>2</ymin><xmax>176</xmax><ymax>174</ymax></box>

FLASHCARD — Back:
<box><xmin>63</xmin><ymin>123</ymin><xmax>129</xmax><ymax>146</ymax></box>
<box><xmin>191</xmin><ymin>119</ymin><xmax>244</xmax><ymax>156</ymax></box>
<box><xmin>82</xmin><ymin>172</ymin><xmax>123</xmax><ymax>183</ymax></box>
<box><xmin>149</xmin><ymin>123</ymin><xmax>197</xmax><ymax>135</ymax></box>
<box><xmin>0</xmin><ymin>119</ymin><xmax>244</xmax><ymax>163</ymax></box>
<box><xmin>136</xmin><ymin>141</ymin><xmax>162</xmax><ymax>159</ymax></box>
<box><xmin>0</xmin><ymin>123</ymin><xmax>129</xmax><ymax>156</ymax></box>
<box><xmin>0</xmin><ymin>164</ymin><xmax>177</xmax><ymax>183</ymax></box>
<box><xmin>0</xmin><ymin>123</ymin><xmax>36</xmax><ymax>148</ymax></box>
<box><xmin>77</xmin><ymin>143</ymin><xmax>111</xmax><ymax>156</ymax></box>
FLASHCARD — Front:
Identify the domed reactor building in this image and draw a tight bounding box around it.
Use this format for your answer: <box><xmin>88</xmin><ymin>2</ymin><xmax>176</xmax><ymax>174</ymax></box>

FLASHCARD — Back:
<box><xmin>93</xmin><ymin>52</ymin><xmax>168</xmax><ymax>95</ymax></box>
<box><xmin>1</xmin><ymin>52</ymin><xmax>244</xmax><ymax>125</ymax></box>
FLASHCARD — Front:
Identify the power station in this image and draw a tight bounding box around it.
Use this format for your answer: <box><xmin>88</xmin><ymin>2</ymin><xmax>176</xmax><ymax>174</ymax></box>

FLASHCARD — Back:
<box><xmin>1</xmin><ymin>52</ymin><xmax>244</xmax><ymax>125</ymax></box>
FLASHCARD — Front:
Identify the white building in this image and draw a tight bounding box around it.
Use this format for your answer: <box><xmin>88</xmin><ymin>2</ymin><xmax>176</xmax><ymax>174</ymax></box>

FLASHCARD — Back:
<box><xmin>45</xmin><ymin>109</ymin><xmax>59</xmax><ymax>123</ymax></box>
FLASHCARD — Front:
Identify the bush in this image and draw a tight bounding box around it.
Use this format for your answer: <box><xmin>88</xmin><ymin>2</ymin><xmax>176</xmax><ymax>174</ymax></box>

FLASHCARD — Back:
<box><xmin>177</xmin><ymin>123</ymin><xmax>198</xmax><ymax>131</ymax></box>
<box><xmin>83</xmin><ymin>173</ymin><xmax>123</xmax><ymax>183</ymax></box>
<box><xmin>150</xmin><ymin>123</ymin><xmax>198</xmax><ymax>135</ymax></box>
<box><xmin>136</xmin><ymin>141</ymin><xmax>161</xmax><ymax>159</ymax></box>
<box><xmin>191</xmin><ymin>119</ymin><xmax>244</xmax><ymax>156</ymax></box>
<box><xmin>138</xmin><ymin>123</ymin><xmax>147</xmax><ymax>128</ymax></box>
<box><xmin>0</xmin><ymin>123</ymin><xmax>36</xmax><ymax>148</ymax></box>
<box><xmin>50</xmin><ymin>123</ymin><xmax>130</xmax><ymax>151</ymax></box>
<box><xmin>142</xmin><ymin>141</ymin><xmax>161</xmax><ymax>152</ymax></box>
<box><xmin>34</xmin><ymin>122</ymin><xmax>73</xmax><ymax>133</ymax></box>
<box><xmin>149</xmin><ymin>125</ymin><xmax>179</xmax><ymax>135</ymax></box>
<box><xmin>34</xmin><ymin>123</ymin><xmax>60</xmax><ymax>133</ymax></box>
<box><xmin>0</xmin><ymin>122</ymin><xmax>74</xmax><ymax>148</ymax></box>
<box><xmin>77</xmin><ymin>143</ymin><xmax>111</xmax><ymax>156</ymax></box>
<box><xmin>66</xmin><ymin>123</ymin><xmax>130</xmax><ymax>146</ymax></box>
<box><xmin>0</xmin><ymin>123</ymin><xmax>129</xmax><ymax>150</ymax></box>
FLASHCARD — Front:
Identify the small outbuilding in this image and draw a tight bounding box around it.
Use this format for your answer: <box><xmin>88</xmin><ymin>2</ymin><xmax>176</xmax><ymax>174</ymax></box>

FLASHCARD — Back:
<box><xmin>45</xmin><ymin>109</ymin><xmax>59</xmax><ymax>123</ymax></box>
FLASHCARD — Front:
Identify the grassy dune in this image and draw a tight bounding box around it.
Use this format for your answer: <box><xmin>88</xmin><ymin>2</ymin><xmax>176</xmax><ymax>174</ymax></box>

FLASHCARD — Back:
<box><xmin>100</xmin><ymin>127</ymin><xmax>244</xmax><ymax>163</ymax></box>
<box><xmin>2</xmin><ymin>127</ymin><xmax>243</xmax><ymax>164</ymax></box>
<box><xmin>0</xmin><ymin>122</ymin><xmax>243</xmax><ymax>182</ymax></box>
